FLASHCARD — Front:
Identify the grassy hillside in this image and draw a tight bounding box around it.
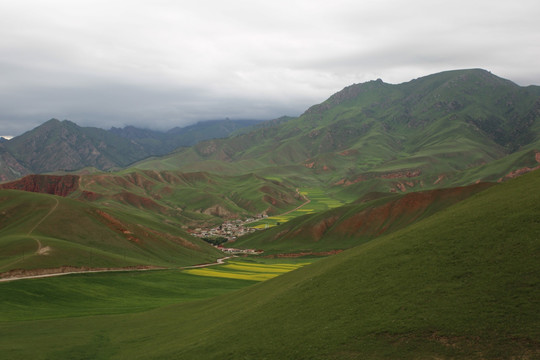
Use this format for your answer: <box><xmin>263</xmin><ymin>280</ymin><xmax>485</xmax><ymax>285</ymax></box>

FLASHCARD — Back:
<box><xmin>3</xmin><ymin>119</ymin><xmax>152</xmax><ymax>174</ymax></box>
<box><xmin>110</xmin><ymin>119</ymin><xmax>263</xmax><ymax>154</ymax></box>
<box><xmin>0</xmin><ymin>190</ymin><xmax>221</xmax><ymax>275</ymax></box>
<box><xmin>0</xmin><ymin>119</ymin><xmax>264</xmax><ymax>181</ymax></box>
<box><xmin>0</xmin><ymin>169</ymin><xmax>305</xmax><ymax>226</ymax></box>
<box><xmin>133</xmin><ymin>69</ymin><xmax>540</xmax><ymax>198</ymax></box>
<box><xmin>235</xmin><ymin>182</ymin><xmax>493</xmax><ymax>253</ymax></box>
<box><xmin>75</xmin><ymin>170</ymin><xmax>304</xmax><ymax>222</ymax></box>
<box><xmin>0</xmin><ymin>168</ymin><xmax>306</xmax><ymax>274</ymax></box>
<box><xmin>1</xmin><ymin>169</ymin><xmax>537</xmax><ymax>359</ymax></box>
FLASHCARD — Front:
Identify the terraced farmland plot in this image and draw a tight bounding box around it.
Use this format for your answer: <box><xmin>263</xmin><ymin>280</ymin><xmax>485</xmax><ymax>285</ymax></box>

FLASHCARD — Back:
<box><xmin>249</xmin><ymin>188</ymin><xmax>344</xmax><ymax>228</ymax></box>
<box><xmin>184</xmin><ymin>259</ymin><xmax>313</xmax><ymax>281</ymax></box>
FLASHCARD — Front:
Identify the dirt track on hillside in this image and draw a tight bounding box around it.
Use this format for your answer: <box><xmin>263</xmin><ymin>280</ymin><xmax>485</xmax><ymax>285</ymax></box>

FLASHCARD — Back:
<box><xmin>0</xmin><ymin>197</ymin><xmax>59</xmax><ymax>272</ymax></box>
<box><xmin>0</xmin><ymin>257</ymin><xmax>233</xmax><ymax>282</ymax></box>
<box><xmin>0</xmin><ymin>265</ymin><xmax>166</xmax><ymax>282</ymax></box>
<box><xmin>29</xmin><ymin>197</ymin><xmax>59</xmax><ymax>254</ymax></box>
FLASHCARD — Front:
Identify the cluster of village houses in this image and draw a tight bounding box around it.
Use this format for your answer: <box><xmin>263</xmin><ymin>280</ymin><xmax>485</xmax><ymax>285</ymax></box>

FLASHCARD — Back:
<box><xmin>191</xmin><ymin>218</ymin><xmax>259</xmax><ymax>241</ymax></box>
<box><xmin>190</xmin><ymin>215</ymin><xmax>268</xmax><ymax>254</ymax></box>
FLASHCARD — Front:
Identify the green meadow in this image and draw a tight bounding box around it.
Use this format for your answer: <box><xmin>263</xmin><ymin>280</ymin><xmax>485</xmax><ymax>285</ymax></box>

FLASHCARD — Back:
<box><xmin>0</xmin><ymin>257</ymin><xmax>314</xmax><ymax>322</ymax></box>
<box><xmin>0</xmin><ymin>189</ymin><xmax>222</xmax><ymax>272</ymax></box>
<box><xmin>249</xmin><ymin>187</ymin><xmax>344</xmax><ymax>229</ymax></box>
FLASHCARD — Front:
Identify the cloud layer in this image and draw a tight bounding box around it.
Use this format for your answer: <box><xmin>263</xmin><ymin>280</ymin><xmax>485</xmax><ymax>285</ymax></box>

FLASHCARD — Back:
<box><xmin>1</xmin><ymin>0</ymin><xmax>539</xmax><ymax>135</ymax></box>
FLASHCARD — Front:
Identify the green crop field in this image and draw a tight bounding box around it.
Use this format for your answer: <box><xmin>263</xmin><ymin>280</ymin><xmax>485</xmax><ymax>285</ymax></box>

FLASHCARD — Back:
<box><xmin>249</xmin><ymin>187</ymin><xmax>345</xmax><ymax>229</ymax></box>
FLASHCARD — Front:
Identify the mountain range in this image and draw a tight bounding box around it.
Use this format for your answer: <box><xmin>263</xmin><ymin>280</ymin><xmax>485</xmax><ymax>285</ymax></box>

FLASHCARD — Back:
<box><xmin>0</xmin><ymin>68</ymin><xmax>539</xmax><ymax>359</ymax></box>
<box><xmin>0</xmin><ymin>68</ymin><xmax>538</xmax><ymax>265</ymax></box>
<box><xmin>132</xmin><ymin>69</ymin><xmax>540</xmax><ymax>196</ymax></box>
<box><xmin>2</xmin><ymin>69</ymin><xmax>539</xmax><ymax>189</ymax></box>
<box><xmin>0</xmin><ymin>118</ymin><xmax>262</xmax><ymax>181</ymax></box>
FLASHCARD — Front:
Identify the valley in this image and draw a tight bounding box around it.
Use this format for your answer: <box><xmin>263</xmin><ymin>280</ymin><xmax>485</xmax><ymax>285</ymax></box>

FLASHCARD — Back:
<box><xmin>0</xmin><ymin>169</ymin><xmax>538</xmax><ymax>359</ymax></box>
<box><xmin>0</xmin><ymin>69</ymin><xmax>539</xmax><ymax>359</ymax></box>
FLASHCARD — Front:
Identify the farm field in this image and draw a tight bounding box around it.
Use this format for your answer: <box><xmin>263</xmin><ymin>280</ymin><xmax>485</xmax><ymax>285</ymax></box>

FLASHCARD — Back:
<box><xmin>0</xmin><ymin>257</ymin><xmax>314</xmax><ymax>322</ymax></box>
<box><xmin>249</xmin><ymin>188</ymin><xmax>344</xmax><ymax>229</ymax></box>
<box><xmin>184</xmin><ymin>258</ymin><xmax>312</xmax><ymax>281</ymax></box>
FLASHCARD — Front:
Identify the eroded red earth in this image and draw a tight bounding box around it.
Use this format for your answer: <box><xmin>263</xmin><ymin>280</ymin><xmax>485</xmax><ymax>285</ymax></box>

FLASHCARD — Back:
<box><xmin>0</xmin><ymin>174</ymin><xmax>79</xmax><ymax>196</ymax></box>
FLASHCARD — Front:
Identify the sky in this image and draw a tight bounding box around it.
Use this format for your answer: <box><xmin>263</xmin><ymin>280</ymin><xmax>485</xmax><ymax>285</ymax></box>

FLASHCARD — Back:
<box><xmin>1</xmin><ymin>0</ymin><xmax>539</xmax><ymax>137</ymax></box>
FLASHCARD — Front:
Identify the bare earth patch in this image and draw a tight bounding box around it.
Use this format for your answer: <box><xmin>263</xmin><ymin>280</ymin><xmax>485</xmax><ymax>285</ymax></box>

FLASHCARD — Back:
<box><xmin>37</xmin><ymin>246</ymin><xmax>51</xmax><ymax>255</ymax></box>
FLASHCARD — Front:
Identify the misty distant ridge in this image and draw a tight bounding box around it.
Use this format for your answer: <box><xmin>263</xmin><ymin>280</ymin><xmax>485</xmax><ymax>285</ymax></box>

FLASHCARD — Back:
<box><xmin>1</xmin><ymin>68</ymin><xmax>539</xmax><ymax>183</ymax></box>
<box><xmin>0</xmin><ymin>117</ymin><xmax>267</xmax><ymax>181</ymax></box>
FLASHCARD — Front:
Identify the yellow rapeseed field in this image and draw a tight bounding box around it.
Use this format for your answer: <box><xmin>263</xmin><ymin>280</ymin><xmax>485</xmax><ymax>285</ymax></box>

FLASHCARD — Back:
<box><xmin>183</xmin><ymin>261</ymin><xmax>310</xmax><ymax>281</ymax></box>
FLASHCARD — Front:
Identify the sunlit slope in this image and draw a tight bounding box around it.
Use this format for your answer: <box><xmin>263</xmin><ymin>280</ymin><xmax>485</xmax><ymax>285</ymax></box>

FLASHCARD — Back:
<box><xmin>0</xmin><ymin>190</ymin><xmax>221</xmax><ymax>274</ymax></box>
<box><xmin>2</xmin><ymin>170</ymin><xmax>538</xmax><ymax>359</ymax></box>
<box><xmin>235</xmin><ymin>182</ymin><xmax>493</xmax><ymax>252</ymax></box>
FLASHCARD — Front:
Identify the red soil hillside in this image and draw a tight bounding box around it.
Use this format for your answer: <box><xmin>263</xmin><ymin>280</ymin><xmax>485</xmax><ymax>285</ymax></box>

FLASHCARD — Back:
<box><xmin>237</xmin><ymin>182</ymin><xmax>494</xmax><ymax>251</ymax></box>
<box><xmin>331</xmin><ymin>182</ymin><xmax>493</xmax><ymax>239</ymax></box>
<box><xmin>0</xmin><ymin>174</ymin><xmax>79</xmax><ymax>196</ymax></box>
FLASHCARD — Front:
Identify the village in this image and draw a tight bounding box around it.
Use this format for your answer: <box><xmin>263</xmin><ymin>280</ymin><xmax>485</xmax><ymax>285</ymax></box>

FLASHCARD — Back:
<box><xmin>189</xmin><ymin>214</ymin><xmax>268</xmax><ymax>254</ymax></box>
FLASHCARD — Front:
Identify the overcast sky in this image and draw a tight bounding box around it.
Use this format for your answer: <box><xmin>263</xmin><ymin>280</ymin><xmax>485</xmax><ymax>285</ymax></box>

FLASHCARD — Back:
<box><xmin>1</xmin><ymin>0</ymin><xmax>539</xmax><ymax>136</ymax></box>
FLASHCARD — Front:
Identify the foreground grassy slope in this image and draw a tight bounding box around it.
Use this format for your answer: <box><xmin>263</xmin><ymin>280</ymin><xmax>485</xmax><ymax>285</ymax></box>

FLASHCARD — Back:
<box><xmin>0</xmin><ymin>269</ymin><xmax>257</xmax><ymax>321</ymax></box>
<box><xmin>0</xmin><ymin>257</ymin><xmax>310</xmax><ymax>322</ymax></box>
<box><xmin>0</xmin><ymin>190</ymin><xmax>221</xmax><ymax>274</ymax></box>
<box><xmin>1</xmin><ymin>170</ymin><xmax>538</xmax><ymax>359</ymax></box>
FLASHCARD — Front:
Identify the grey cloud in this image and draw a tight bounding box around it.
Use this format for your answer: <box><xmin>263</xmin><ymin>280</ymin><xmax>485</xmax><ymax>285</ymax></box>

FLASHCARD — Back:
<box><xmin>1</xmin><ymin>0</ymin><xmax>539</xmax><ymax>136</ymax></box>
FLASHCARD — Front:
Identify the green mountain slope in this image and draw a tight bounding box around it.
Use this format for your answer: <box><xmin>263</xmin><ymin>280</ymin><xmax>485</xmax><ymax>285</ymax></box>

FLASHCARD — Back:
<box><xmin>0</xmin><ymin>119</ymin><xmax>264</xmax><ymax>181</ymax></box>
<box><xmin>3</xmin><ymin>119</ymin><xmax>151</xmax><ymax>174</ymax></box>
<box><xmin>109</xmin><ymin>118</ymin><xmax>263</xmax><ymax>153</ymax></box>
<box><xmin>0</xmin><ymin>170</ymin><xmax>304</xmax><ymax>246</ymax></box>
<box><xmin>165</xmin><ymin>119</ymin><xmax>263</xmax><ymax>146</ymax></box>
<box><xmin>1</xmin><ymin>167</ymin><xmax>538</xmax><ymax>360</ymax></box>
<box><xmin>134</xmin><ymin>69</ymin><xmax>540</xmax><ymax>197</ymax></box>
<box><xmin>75</xmin><ymin>170</ymin><xmax>304</xmax><ymax>222</ymax></box>
<box><xmin>234</xmin><ymin>182</ymin><xmax>493</xmax><ymax>252</ymax></box>
<box><xmin>169</xmin><ymin>169</ymin><xmax>540</xmax><ymax>359</ymax></box>
<box><xmin>0</xmin><ymin>143</ymin><xmax>30</xmax><ymax>182</ymax></box>
<box><xmin>0</xmin><ymin>189</ymin><xmax>222</xmax><ymax>276</ymax></box>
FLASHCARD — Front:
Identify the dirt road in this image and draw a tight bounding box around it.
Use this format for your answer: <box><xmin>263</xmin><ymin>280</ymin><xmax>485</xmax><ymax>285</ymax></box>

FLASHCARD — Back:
<box><xmin>0</xmin><ymin>257</ymin><xmax>234</xmax><ymax>282</ymax></box>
